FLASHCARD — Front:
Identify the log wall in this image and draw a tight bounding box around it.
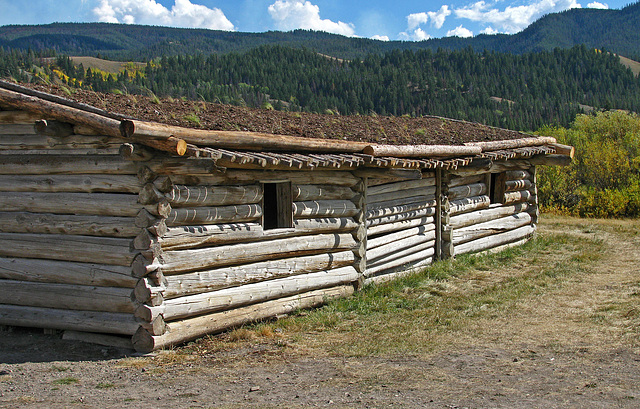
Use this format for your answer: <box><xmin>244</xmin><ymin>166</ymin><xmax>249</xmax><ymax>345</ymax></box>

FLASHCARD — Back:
<box><xmin>0</xmin><ymin>111</ymin><xmax>142</xmax><ymax>341</ymax></box>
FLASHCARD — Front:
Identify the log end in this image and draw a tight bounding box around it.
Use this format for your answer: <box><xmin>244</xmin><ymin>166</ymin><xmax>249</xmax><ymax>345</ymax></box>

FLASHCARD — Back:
<box><xmin>120</xmin><ymin>120</ymin><xmax>135</xmax><ymax>138</ymax></box>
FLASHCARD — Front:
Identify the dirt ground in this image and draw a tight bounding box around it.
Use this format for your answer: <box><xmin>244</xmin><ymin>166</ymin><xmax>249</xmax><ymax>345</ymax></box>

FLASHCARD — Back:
<box><xmin>1</xmin><ymin>216</ymin><xmax>639</xmax><ymax>409</ymax></box>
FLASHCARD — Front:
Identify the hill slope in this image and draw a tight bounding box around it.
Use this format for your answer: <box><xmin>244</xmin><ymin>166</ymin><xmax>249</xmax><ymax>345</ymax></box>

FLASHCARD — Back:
<box><xmin>0</xmin><ymin>2</ymin><xmax>639</xmax><ymax>60</ymax></box>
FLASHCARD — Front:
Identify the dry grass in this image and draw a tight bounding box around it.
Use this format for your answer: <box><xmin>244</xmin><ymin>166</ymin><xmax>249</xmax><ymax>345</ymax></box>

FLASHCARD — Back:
<box><xmin>619</xmin><ymin>55</ymin><xmax>640</xmax><ymax>76</ymax></box>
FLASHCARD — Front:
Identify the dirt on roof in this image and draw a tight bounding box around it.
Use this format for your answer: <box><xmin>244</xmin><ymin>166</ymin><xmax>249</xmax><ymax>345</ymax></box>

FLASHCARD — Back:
<box><xmin>21</xmin><ymin>82</ymin><xmax>532</xmax><ymax>145</ymax></box>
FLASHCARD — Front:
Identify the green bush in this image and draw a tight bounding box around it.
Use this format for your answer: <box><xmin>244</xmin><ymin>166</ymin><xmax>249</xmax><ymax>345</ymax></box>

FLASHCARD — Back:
<box><xmin>537</xmin><ymin>111</ymin><xmax>640</xmax><ymax>218</ymax></box>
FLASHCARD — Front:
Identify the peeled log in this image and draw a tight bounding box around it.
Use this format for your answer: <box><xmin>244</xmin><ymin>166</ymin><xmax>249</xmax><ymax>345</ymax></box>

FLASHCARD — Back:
<box><xmin>367</xmin><ymin>224</ymin><xmax>435</xmax><ymax>250</ymax></box>
<box><xmin>366</xmin><ymin>199</ymin><xmax>437</xmax><ymax>220</ymax></box>
<box><xmin>293</xmin><ymin>184</ymin><xmax>356</xmax><ymax>201</ymax></box>
<box><xmin>0</xmin><ymin>212</ymin><xmax>139</xmax><ymax>238</ymax></box>
<box><xmin>529</xmin><ymin>154</ymin><xmax>572</xmax><ymax>167</ymax></box>
<box><xmin>293</xmin><ymin>200</ymin><xmax>359</xmax><ymax>218</ymax></box>
<box><xmin>465</xmin><ymin>137</ymin><xmax>556</xmax><ymax>152</ymax></box>
<box><xmin>152</xmin><ymin>266</ymin><xmax>359</xmax><ymax>321</ymax></box>
<box><xmin>449</xmin><ymin>203</ymin><xmax>531</xmax><ymax>229</ymax></box>
<box><xmin>167</xmin><ymin>184</ymin><xmax>263</xmax><ymax>207</ymax></box>
<box><xmin>367</xmin><ymin>177</ymin><xmax>436</xmax><ymax>196</ymax></box>
<box><xmin>503</xmin><ymin>190</ymin><xmax>533</xmax><ymax>205</ymax></box>
<box><xmin>132</xmin><ymin>285</ymin><xmax>353</xmax><ymax>352</ymax></box>
<box><xmin>367</xmin><ymin>216</ymin><xmax>434</xmax><ymax>237</ymax></box>
<box><xmin>163</xmin><ymin>251</ymin><xmax>356</xmax><ymax>298</ymax></box>
<box><xmin>0</xmin><ymin>155</ymin><xmax>137</xmax><ymax>175</ymax></box>
<box><xmin>449</xmin><ymin>195</ymin><xmax>491</xmax><ymax>216</ymax></box>
<box><xmin>368</xmin><ymin>186</ymin><xmax>436</xmax><ymax>205</ymax></box>
<box><xmin>505</xmin><ymin>179</ymin><xmax>532</xmax><ymax>191</ymax></box>
<box><xmin>450</xmin><ymin>213</ymin><xmax>532</xmax><ymax>245</ymax></box>
<box><xmin>0</xmin><ymin>279</ymin><xmax>134</xmax><ymax>313</ymax></box>
<box><xmin>166</xmin><ymin>204</ymin><xmax>263</xmax><ymax>226</ymax></box>
<box><xmin>367</xmin><ymin>230</ymin><xmax>436</xmax><ymax>261</ymax></box>
<box><xmin>365</xmin><ymin>247</ymin><xmax>435</xmax><ymax>277</ymax></box>
<box><xmin>0</xmin><ymin>304</ymin><xmax>139</xmax><ymax>336</ymax></box>
<box><xmin>160</xmin><ymin>233</ymin><xmax>357</xmax><ymax>274</ymax></box>
<box><xmin>367</xmin><ymin>207</ymin><xmax>436</xmax><ymax>227</ymax></box>
<box><xmin>453</xmin><ymin>225</ymin><xmax>535</xmax><ymax>256</ymax></box>
<box><xmin>0</xmin><ymin>174</ymin><xmax>142</xmax><ymax>193</ymax></box>
<box><xmin>448</xmin><ymin>183</ymin><xmax>488</xmax><ymax>200</ymax></box>
<box><xmin>169</xmin><ymin>170</ymin><xmax>359</xmax><ymax>187</ymax></box>
<box><xmin>363</xmin><ymin>144</ymin><xmax>481</xmax><ymax>158</ymax></box>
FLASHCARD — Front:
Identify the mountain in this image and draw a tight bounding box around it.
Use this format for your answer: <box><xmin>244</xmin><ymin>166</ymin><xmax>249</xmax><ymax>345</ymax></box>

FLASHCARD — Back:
<box><xmin>0</xmin><ymin>2</ymin><xmax>639</xmax><ymax>60</ymax></box>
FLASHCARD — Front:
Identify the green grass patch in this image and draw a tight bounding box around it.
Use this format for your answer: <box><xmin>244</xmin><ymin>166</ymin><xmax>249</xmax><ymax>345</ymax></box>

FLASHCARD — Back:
<box><xmin>52</xmin><ymin>377</ymin><xmax>79</xmax><ymax>385</ymax></box>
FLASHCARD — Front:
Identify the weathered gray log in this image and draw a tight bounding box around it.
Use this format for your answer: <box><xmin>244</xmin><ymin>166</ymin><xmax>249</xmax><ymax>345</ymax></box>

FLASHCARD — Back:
<box><xmin>0</xmin><ymin>279</ymin><xmax>134</xmax><ymax>313</ymax></box>
<box><xmin>0</xmin><ymin>233</ymin><xmax>136</xmax><ymax>266</ymax></box>
<box><xmin>449</xmin><ymin>174</ymin><xmax>485</xmax><ymax>188</ymax></box>
<box><xmin>367</xmin><ymin>216</ymin><xmax>434</xmax><ymax>237</ymax></box>
<box><xmin>0</xmin><ymin>147</ymin><xmax>123</xmax><ymax>156</ymax></box>
<box><xmin>156</xmin><ymin>218</ymin><xmax>358</xmax><ymax>251</ymax></box>
<box><xmin>449</xmin><ymin>212</ymin><xmax>532</xmax><ymax>245</ymax></box>
<box><xmin>0</xmin><ymin>191</ymin><xmax>148</xmax><ymax>217</ymax></box>
<box><xmin>145</xmin><ymin>266</ymin><xmax>359</xmax><ymax>321</ymax></box>
<box><xmin>465</xmin><ymin>136</ymin><xmax>556</xmax><ymax>152</ymax></box>
<box><xmin>168</xmin><ymin>170</ymin><xmax>359</xmax><ymax>187</ymax></box>
<box><xmin>363</xmin><ymin>144</ymin><xmax>481</xmax><ymax>158</ymax></box>
<box><xmin>365</xmin><ymin>247</ymin><xmax>435</xmax><ymax>276</ymax></box>
<box><xmin>137</xmin><ymin>183</ymin><xmax>166</xmax><ymax>205</ymax></box>
<box><xmin>167</xmin><ymin>184</ymin><xmax>263</xmax><ymax>207</ymax></box>
<box><xmin>367</xmin><ymin>177</ymin><xmax>436</xmax><ymax>196</ymax></box>
<box><xmin>366</xmin><ymin>195</ymin><xmax>437</xmax><ymax>213</ymax></box>
<box><xmin>448</xmin><ymin>183</ymin><xmax>488</xmax><ymax>200</ymax></box>
<box><xmin>505</xmin><ymin>179</ymin><xmax>532</xmax><ymax>191</ymax></box>
<box><xmin>505</xmin><ymin>170</ymin><xmax>531</xmax><ymax>181</ymax></box>
<box><xmin>529</xmin><ymin>154</ymin><xmax>572</xmax><ymax>167</ymax></box>
<box><xmin>0</xmin><ymin>304</ymin><xmax>139</xmax><ymax>336</ymax></box>
<box><xmin>132</xmin><ymin>285</ymin><xmax>353</xmax><ymax>352</ymax></box>
<box><xmin>364</xmin><ymin>257</ymin><xmax>433</xmax><ymax>286</ymax></box>
<box><xmin>367</xmin><ymin>231</ymin><xmax>436</xmax><ymax>261</ymax></box>
<box><xmin>0</xmin><ymin>110</ymin><xmax>43</xmax><ymax>124</ymax></box>
<box><xmin>0</xmin><ymin>257</ymin><xmax>136</xmax><ymax>287</ymax></box>
<box><xmin>0</xmin><ymin>212</ymin><xmax>139</xmax><ymax>238</ymax></box>
<box><xmin>488</xmin><ymin>160</ymin><xmax>532</xmax><ymax>172</ymax></box>
<box><xmin>121</xmin><ymin>119</ymin><xmax>370</xmax><ymax>153</ymax></box>
<box><xmin>352</xmin><ymin>168</ymin><xmax>422</xmax><ymax>180</ymax></box>
<box><xmin>449</xmin><ymin>195</ymin><xmax>491</xmax><ymax>216</ymax></box>
<box><xmin>292</xmin><ymin>184</ymin><xmax>356</xmax><ymax>201</ymax></box>
<box><xmin>0</xmin><ymin>124</ymin><xmax>38</xmax><ymax>135</ymax></box>
<box><xmin>119</xmin><ymin>143</ymin><xmax>156</xmax><ymax>161</ymax></box>
<box><xmin>133</xmin><ymin>277</ymin><xmax>165</xmax><ymax>305</ymax></box>
<box><xmin>0</xmin><ymin>174</ymin><xmax>142</xmax><ymax>193</ymax></box>
<box><xmin>159</xmin><ymin>233</ymin><xmax>357</xmax><ymax>274</ymax></box>
<box><xmin>62</xmin><ymin>331</ymin><xmax>134</xmax><ymax>350</ymax></box>
<box><xmin>367</xmin><ymin>224</ymin><xmax>435</xmax><ymax>250</ymax></box>
<box><xmin>449</xmin><ymin>203</ymin><xmax>531</xmax><ymax>229</ymax></box>
<box><xmin>160</xmin><ymin>251</ymin><xmax>356</xmax><ymax>299</ymax></box>
<box><xmin>503</xmin><ymin>190</ymin><xmax>533</xmax><ymax>205</ymax></box>
<box><xmin>166</xmin><ymin>204</ymin><xmax>263</xmax><ymax>226</ymax></box>
<box><xmin>0</xmin><ymin>155</ymin><xmax>138</xmax><ymax>175</ymax></box>
<box><xmin>145</xmin><ymin>158</ymin><xmax>222</xmax><ymax>175</ymax></box>
<box><xmin>293</xmin><ymin>200</ymin><xmax>358</xmax><ymax>218</ymax></box>
<box><xmin>368</xmin><ymin>186</ymin><xmax>436</xmax><ymax>205</ymax></box>
<box><xmin>368</xmin><ymin>240</ymin><xmax>435</xmax><ymax>271</ymax></box>
<box><xmin>34</xmin><ymin>119</ymin><xmax>74</xmax><ymax>137</ymax></box>
<box><xmin>366</xmin><ymin>207</ymin><xmax>436</xmax><ymax>227</ymax></box>
<box><xmin>366</xmin><ymin>199</ymin><xmax>437</xmax><ymax>219</ymax></box>
<box><xmin>0</xmin><ymin>134</ymin><xmax>123</xmax><ymax>151</ymax></box>
<box><xmin>453</xmin><ymin>225</ymin><xmax>535</xmax><ymax>256</ymax></box>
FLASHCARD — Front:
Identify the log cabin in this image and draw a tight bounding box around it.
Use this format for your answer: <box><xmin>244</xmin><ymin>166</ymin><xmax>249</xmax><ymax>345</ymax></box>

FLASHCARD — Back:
<box><xmin>0</xmin><ymin>80</ymin><xmax>574</xmax><ymax>352</ymax></box>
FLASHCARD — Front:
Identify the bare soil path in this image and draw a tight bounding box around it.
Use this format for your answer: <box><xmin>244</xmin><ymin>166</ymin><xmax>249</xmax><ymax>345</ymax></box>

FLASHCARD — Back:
<box><xmin>1</xmin><ymin>216</ymin><xmax>639</xmax><ymax>408</ymax></box>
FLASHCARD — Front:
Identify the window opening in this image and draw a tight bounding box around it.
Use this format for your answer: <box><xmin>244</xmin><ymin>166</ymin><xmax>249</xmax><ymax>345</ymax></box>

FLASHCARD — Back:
<box><xmin>262</xmin><ymin>182</ymin><xmax>293</xmax><ymax>230</ymax></box>
<box><xmin>489</xmin><ymin>172</ymin><xmax>506</xmax><ymax>204</ymax></box>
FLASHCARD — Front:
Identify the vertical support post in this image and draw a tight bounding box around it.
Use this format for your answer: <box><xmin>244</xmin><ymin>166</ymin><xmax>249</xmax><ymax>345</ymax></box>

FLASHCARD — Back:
<box><xmin>351</xmin><ymin>176</ymin><xmax>367</xmax><ymax>290</ymax></box>
<box><xmin>529</xmin><ymin>166</ymin><xmax>539</xmax><ymax>226</ymax></box>
<box><xmin>440</xmin><ymin>170</ymin><xmax>453</xmax><ymax>260</ymax></box>
<box><xmin>435</xmin><ymin>168</ymin><xmax>442</xmax><ymax>261</ymax></box>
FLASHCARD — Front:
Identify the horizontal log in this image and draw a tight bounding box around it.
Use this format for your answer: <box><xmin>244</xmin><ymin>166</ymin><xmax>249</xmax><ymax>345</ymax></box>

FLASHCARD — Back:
<box><xmin>292</xmin><ymin>184</ymin><xmax>356</xmax><ymax>201</ymax></box>
<box><xmin>162</xmin><ymin>251</ymin><xmax>356</xmax><ymax>299</ymax></box>
<box><xmin>367</xmin><ymin>216</ymin><xmax>434</xmax><ymax>237</ymax></box>
<box><xmin>449</xmin><ymin>174</ymin><xmax>485</xmax><ymax>188</ymax></box>
<box><xmin>505</xmin><ymin>179</ymin><xmax>532</xmax><ymax>191</ymax></box>
<box><xmin>0</xmin><ymin>191</ymin><xmax>145</xmax><ymax>217</ymax></box>
<box><xmin>505</xmin><ymin>170</ymin><xmax>531</xmax><ymax>181</ymax></box>
<box><xmin>0</xmin><ymin>123</ymin><xmax>37</xmax><ymax>135</ymax></box>
<box><xmin>167</xmin><ymin>184</ymin><xmax>263</xmax><ymax>207</ymax></box>
<box><xmin>151</xmin><ymin>266</ymin><xmax>359</xmax><ymax>321</ymax></box>
<box><xmin>0</xmin><ymin>212</ymin><xmax>139</xmax><ymax>238</ymax></box>
<box><xmin>453</xmin><ymin>225</ymin><xmax>535</xmax><ymax>256</ymax></box>
<box><xmin>366</xmin><ymin>199</ymin><xmax>437</xmax><ymax>219</ymax></box>
<box><xmin>368</xmin><ymin>240</ymin><xmax>435</xmax><ymax>270</ymax></box>
<box><xmin>293</xmin><ymin>200</ymin><xmax>359</xmax><ymax>218</ymax></box>
<box><xmin>489</xmin><ymin>160</ymin><xmax>532</xmax><ymax>173</ymax></box>
<box><xmin>353</xmin><ymin>168</ymin><xmax>423</xmax><ymax>180</ymax></box>
<box><xmin>166</xmin><ymin>204</ymin><xmax>263</xmax><ymax>226</ymax></box>
<box><xmin>132</xmin><ymin>285</ymin><xmax>353</xmax><ymax>352</ymax></box>
<box><xmin>0</xmin><ymin>110</ymin><xmax>43</xmax><ymax>124</ymax></box>
<box><xmin>503</xmin><ymin>190</ymin><xmax>533</xmax><ymax>205</ymax></box>
<box><xmin>368</xmin><ymin>186</ymin><xmax>436</xmax><ymax>205</ymax></box>
<box><xmin>448</xmin><ymin>158</ymin><xmax>493</xmax><ymax>176</ymax></box>
<box><xmin>550</xmin><ymin>143</ymin><xmax>575</xmax><ymax>158</ymax></box>
<box><xmin>160</xmin><ymin>233</ymin><xmax>357</xmax><ymax>274</ymax></box>
<box><xmin>366</xmin><ymin>207</ymin><xmax>436</xmax><ymax>227</ymax></box>
<box><xmin>0</xmin><ymin>133</ymin><xmax>123</xmax><ymax>151</ymax></box>
<box><xmin>367</xmin><ymin>224</ymin><xmax>435</xmax><ymax>250</ymax></box>
<box><xmin>364</xmin><ymin>258</ymin><xmax>432</xmax><ymax>286</ymax></box>
<box><xmin>529</xmin><ymin>154</ymin><xmax>572</xmax><ymax>167</ymax></box>
<box><xmin>366</xmin><ymin>195</ymin><xmax>436</xmax><ymax>213</ymax></box>
<box><xmin>0</xmin><ymin>233</ymin><xmax>135</xmax><ymax>266</ymax></box>
<box><xmin>0</xmin><ymin>304</ymin><xmax>139</xmax><ymax>336</ymax></box>
<box><xmin>449</xmin><ymin>203</ymin><xmax>531</xmax><ymax>229</ymax></box>
<box><xmin>449</xmin><ymin>195</ymin><xmax>491</xmax><ymax>216</ymax></box>
<box><xmin>0</xmin><ymin>174</ymin><xmax>141</xmax><ymax>194</ymax></box>
<box><xmin>368</xmin><ymin>231</ymin><xmax>436</xmax><ymax>261</ymax></box>
<box><xmin>465</xmin><ymin>136</ymin><xmax>556</xmax><ymax>152</ymax></box>
<box><xmin>62</xmin><ymin>331</ymin><xmax>134</xmax><ymax>350</ymax></box>
<box><xmin>450</xmin><ymin>213</ymin><xmax>532</xmax><ymax>245</ymax></box>
<box><xmin>367</xmin><ymin>177</ymin><xmax>436</xmax><ymax>196</ymax></box>
<box><xmin>365</xmin><ymin>247</ymin><xmax>435</xmax><ymax>277</ymax></box>
<box><xmin>0</xmin><ymin>155</ymin><xmax>138</xmax><ymax>175</ymax></box>
<box><xmin>0</xmin><ymin>257</ymin><xmax>136</xmax><ymax>288</ymax></box>
<box><xmin>168</xmin><ymin>170</ymin><xmax>360</xmax><ymax>187</ymax></box>
<box><xmin>363</xmin><ymin>144</ymin><xmax>481</xmax><ymax>158</ymax></box>
<box><xmin>34</xmin><ymin>119</ymin><xmax>74</xmax><ymax>137</ymax></box>
<box><xmin>0</xmin><ymin>147</ymin><xmax>122</xmax><ymax>156</ymax></box>
<box><xmin>119</xmin><ymin>143</ymin><xmax>156</xmax><ymax>161</ymax></box>
<box><xmin>0</xmin><ymin>279</ymin><xmax>134</xmax><ymax>313</ymax></box>
<box><xmin>448</xmin><ymin>183</ymin><xmax>488</xmax><ymax>200</ymax></box>
<box><xmin>158</xmin><ymin>218</ymin><xmax>358</xmax><ymax>251</ymax></box>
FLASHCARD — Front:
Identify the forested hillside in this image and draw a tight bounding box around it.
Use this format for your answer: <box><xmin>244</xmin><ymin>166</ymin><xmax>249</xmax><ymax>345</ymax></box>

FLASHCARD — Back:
<box><xmin>0</xmin><ymin>2</ymin><xmax>639</xmax><ymax>60</ymax></box>
<box><xmin>2</xmin><ymin>44</ymin><xmax>638</xmax><ymax>132</ymax></box>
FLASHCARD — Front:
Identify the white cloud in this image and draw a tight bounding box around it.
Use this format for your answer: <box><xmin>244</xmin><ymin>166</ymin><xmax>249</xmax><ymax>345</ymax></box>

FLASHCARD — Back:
<box><xmin>480</xmin><ymin>26</ymin><xmax>498</xmax><ymax>34</ymax></box>
<box><xmin>399</xmin><ymin>27</ymin><xmax>432</xmax><ymax>41</ymax></box>
<box><xmin>268</xmin><ymin>0</ymin><xmax>356</xmax><ymax>36</ymax></box>
<box><xmin>407</xmin><ymin>12</ymin><xmax>429</xmax><ymax>30</ymax></box>
<box><xmin>587</xmin><ymin>2</ymin><xmax>608</xmax><ymax>8</ymax></box>
<box><xmin>427</xmin><ymin>5</ymin><xmax>452</xmax><ymax>29</ymax></box>
<box><xmin>371</xmin><ymin>35</ymin><xmax>390</xmax><ymax>41</ymax></box>
<box><xmin>447</xmin><ymin>25</ymin><xmax>474</xmax><ymax>38</ymax></box>
<box><xmin>92</xmin><ymin>0</ymin><xmax>235</xmax><ymax>30</ymax></box>
<box><xmin>454</xmin><ymin>0</ymin><xmax>581</xmax><ymax>34</ymax></box>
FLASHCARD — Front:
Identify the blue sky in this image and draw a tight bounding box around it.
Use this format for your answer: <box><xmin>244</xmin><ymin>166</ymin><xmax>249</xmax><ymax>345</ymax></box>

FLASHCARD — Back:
<box><xmin>0</xmin><ymin>0</ymin><xmax>629</xmax><ymax>40</ymax></box>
